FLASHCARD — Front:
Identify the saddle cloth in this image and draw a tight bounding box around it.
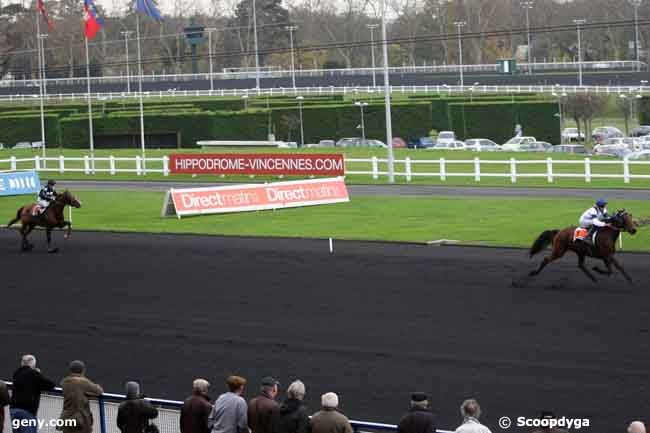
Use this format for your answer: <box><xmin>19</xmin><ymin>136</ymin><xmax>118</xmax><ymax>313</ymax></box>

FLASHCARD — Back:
<box><xmin>573</xmin><ymin>227</ymin><xmax>597</xmax><ymax>245</ymax></box>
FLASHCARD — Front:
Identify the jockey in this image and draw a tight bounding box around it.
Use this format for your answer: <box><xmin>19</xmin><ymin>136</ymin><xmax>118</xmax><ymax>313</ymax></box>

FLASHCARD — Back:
<box><xmin>37</xmin><ymin>180</ymin><xmax>58</xmax><ymax>214</ymax></box>
<box><xmin>578</xmin><ymin>198</ymin><xmax>611</xmax><ymax>245</ymax></box>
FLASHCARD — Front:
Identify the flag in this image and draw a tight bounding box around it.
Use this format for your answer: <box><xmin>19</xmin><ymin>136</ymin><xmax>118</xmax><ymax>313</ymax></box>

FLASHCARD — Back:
<box><xmin>83</xmin><ymin>0</ymin><xmax>104</xmax><ymax>40</ymax></box>
<box><xmin>134</xmin><ymin>0</ymin><xmax>163</xmax><ymax>22</ymax></box>
<box><xmin>36</xmin><ymin>0</ymin><xmax>53</xmax><ymax>30</ymax></box>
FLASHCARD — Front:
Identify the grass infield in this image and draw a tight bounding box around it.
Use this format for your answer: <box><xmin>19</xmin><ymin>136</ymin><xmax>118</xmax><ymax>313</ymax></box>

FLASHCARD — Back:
<box><xmin>2</xmin><ymin>191</ymin><xmax>649</xmax><ymax>251</ymax></box>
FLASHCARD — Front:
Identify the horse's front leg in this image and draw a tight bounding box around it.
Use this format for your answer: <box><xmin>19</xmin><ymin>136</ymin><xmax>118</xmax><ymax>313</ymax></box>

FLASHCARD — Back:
<box><xmin>59</xmin><ymin>220</ymin><xmax>72</xmax><ymax>239</ymax></box>
<box><xmin>578</xmin><ymin>254</ymin><xmax>597</xmax><ymax>282</ymax></box>
<box><xmin>592</xmin><ymin>258</ymin><xmax>613</xmax><ymax>276</ymax></box>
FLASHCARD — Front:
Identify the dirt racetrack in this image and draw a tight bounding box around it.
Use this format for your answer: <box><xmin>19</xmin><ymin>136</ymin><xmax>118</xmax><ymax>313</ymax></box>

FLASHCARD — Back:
<box><xmin>1</xmin><ymin>229</ymin><xmax>649</xmax><ymax>432</ymax></box>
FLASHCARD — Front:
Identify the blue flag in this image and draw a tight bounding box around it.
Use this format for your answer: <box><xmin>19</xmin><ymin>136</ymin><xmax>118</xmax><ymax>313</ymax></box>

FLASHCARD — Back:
<box><xmin>135</xmin><ymin>0</ymin><xmax>163</xmax><ymax>21</ymax></box>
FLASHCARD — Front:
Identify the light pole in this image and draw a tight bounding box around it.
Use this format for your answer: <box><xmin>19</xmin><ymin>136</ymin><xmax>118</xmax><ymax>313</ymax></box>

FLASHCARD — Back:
<box><xmin>381</xmin><ymin>0</ymin><xmax>395</xmax><ymax>183</ymax></box>
<box><xmin>285</xmin><ymin>25</ymin><xmax>298</xmax><ymax>90</ymax></box>
<box><xmin>355</xmin><ymin>101</ymin><xmax>368</xmax><ymax>141</ymax></box>
<box><xmin>552</xmin><ymin>91</ymin><xmax>566</xmax><ymax>143</ymax></box>
<box><xmin>630</xmin><ymin>0</ymin><xmax>642</xmax><ymax>72</ymax></box>
<box><xmin>367</xmin><ymin>23</ymin><xmax>378</xmax><ymax>88</ymax></box>
<box><xmin>37</xmin><ymin>32</ymin><xmax>48</xmax><ymax>160</ymax></box>
<box><xmin>521</xmin><ymin>1</ymin><xmax>534</xmax><ymax>75</ymax></box>
<box><xmin>296</xmin><ymin>96</ymin><xmax>304</xmax><ymax>147</ymax></box>
<box><xmin>121</xmin><ymin>31</ymin><xmax>133</xmax><ymax>93</ymax></box>
<box><xmin>206</xmin><ymin>27</ymin><xmax>217</xmax><ymax>92</ymax></box>
<box><xmin>454</xmin><ymin>21</ymin><xmax>466</xmax><ymax>87</ymax></box>
<box><xmin>573</xmin><ymin>19</ymin><xmax>586</xmax><ymax>86</ymax></box>
<box><xmin>252</xmin><ymin>0</ymin><xmax>260</xmax><ymax>89</ymax></box>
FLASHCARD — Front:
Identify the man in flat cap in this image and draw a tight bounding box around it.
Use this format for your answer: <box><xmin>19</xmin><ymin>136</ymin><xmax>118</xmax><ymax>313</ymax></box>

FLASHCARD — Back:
<box><xmin>248</xmin><ymin>377</ymin><xmax>280</xmax><ymax>433</ymax></box>
<box><xmin>397</xmin><ymin>393</ymin><xmax>436</xmax><ymax>433</ymax></box>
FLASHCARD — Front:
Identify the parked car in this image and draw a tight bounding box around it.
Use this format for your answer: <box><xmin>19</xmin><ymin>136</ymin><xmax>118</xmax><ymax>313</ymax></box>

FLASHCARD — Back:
<box><xmin>407</xmin><ymin>137</ymin><xmax>435</xmax><ymax>149</ymax></box>
<box><xmin>561</xmin><ymin>128</ymin><xmax>585</xmax><ymax>142</ymax></box>
<box><xmin>12</xmin><ymin>141</ymin><xmax>32</xmax><ymax>149</ymax></box>
<box><xmin>549</xmin><ymin>144</ymin><xmax>589</xmax><ymax>155</ymax></box>
<box><xmin>464</xmin><ymin>139</ymin><xmax>501</xmax><ymax>152</ymax></box>
<box><xmin>625</xmin><ymin>150</ymin><xmax>650</xmax><ymax>160</ymax></box>
<box><xmin>602</xmin><ymin>137</ymin><xmax>638</xmax><ymax>150</ymax></box>
<box><xmin>429</xmin><ymin>140</ymin><xmax>467</xmax><ymax>150</ymax></box>
<box><xmin>318</xmin><ymin>139</ymin><xmax>335</xmax><ymax>148</ymax></box>
<box><xmin>392</xmin><ymin>137</ymin><xmax>407</xmax><ymax>148</ymax></box>
<box><xmin>501</xmin><ymin>136</ymin><xmax>537</xmax><ymax>151</ymax></box>
<box><xmin>592</xmin><ymin>126</ymin><xmax>624</xmax><ymax>144</ymax></box>
<box><xmin>636</xmin><ymin>142</ymin><xmax>650</xmax><ymax>151</ymax></box>
<box><xmin>336</xmin><ymin>137</ymin><xmax>387</xmax><ymax>148</ymax></box>
<box><xmin>436</xmin><ymin>131</ymin><xmax>456</xmax><ymax>146</ymax></box>
<box><xmin>516</xmin><ymin>141</ymin><xmax>552</xmax><ymax>152</ymax></box>
<box><xmin>593</xmin><ymin>145</ymin><xmax>631</xmax><ymax>158</ymax></box>
<box><xmin>630</xmin><ymin>125</ymin><xmax>650</xmax><ymax>137</ymax></box>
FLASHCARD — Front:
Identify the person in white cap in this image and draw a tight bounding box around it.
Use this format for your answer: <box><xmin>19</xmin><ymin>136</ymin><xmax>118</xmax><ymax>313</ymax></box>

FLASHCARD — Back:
<box><xmin>628</xmin><ymin>421</ymin><xmax>646</xmax><ymax>433</ymax></box>
<box><xmin>309</xmin><ymin>393</ymin><xmax>352</xmax><ymax>433</ymax></box>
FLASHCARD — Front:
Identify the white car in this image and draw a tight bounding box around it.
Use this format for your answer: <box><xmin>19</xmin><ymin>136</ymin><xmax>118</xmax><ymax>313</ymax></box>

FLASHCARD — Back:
<box><xmin>465</xmin><ymin>139</ymin><xmax>501</xmax><ymax>152</ymax></box>
<box><xmin>625</xmin><ymin>150</ymin><xmax>650</xmax><ymax>160</ymax></box>
<box><xmin>12</xmin><ymin>141</ymin><xmax>32</xmax><ymax>149</ymax></box>
<box><xmin>501</xmin><ymin>136</ymin><xmax>537</xmax><ymax>151</ymax></box>
<box><xmin>515</xmin><ymin>141</ymin><xmax>552</xmax><ymax>152</ymax></box>
<box><xmin>549</xmin><ymin>144</ymin><xmax>589</xmax><ymax>155</ymax></box>
<box><xmin>593</xmin><ymin>145</ymin><xmax>632</xmax><ymax>158</ymax></box>
<box><xmin>436</xmin><ymin>131</ymin><xmax>456</xmax><ymax>146</ymax></box>
<box><xmin>561</xmin><ymin>128</ymin><xmax>585</xmax><ymax>142</ymax></box>
<box><xmin>429</xmin><ymin>140</ymin><xmax>467</xmax><ymax>150</ymax></box>
<box><xmin>601</xmin><ymin>137</ymin><xmax>638</xmax><ymax>150</ymax></box>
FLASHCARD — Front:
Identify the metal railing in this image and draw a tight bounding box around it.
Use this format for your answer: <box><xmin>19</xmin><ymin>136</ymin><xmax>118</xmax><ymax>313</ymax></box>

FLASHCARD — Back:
<box><xmin>1</xmin><ymin>382</ymin><xmax>454</xmax><ymax>433</ymax></box>
<box><xmin>1</xmin><ymin>155</ymin><xmax>649</xmax><ymax>184</ymax></box>
<box><xmin>0</xmin><ymin>83</ymin><xmax>648</xmax><ymax>103</ymax></box>
<box><xmin>1</xmin><ymin>61</ymin><xmax>646</xmax><ymax>89</ymax></box>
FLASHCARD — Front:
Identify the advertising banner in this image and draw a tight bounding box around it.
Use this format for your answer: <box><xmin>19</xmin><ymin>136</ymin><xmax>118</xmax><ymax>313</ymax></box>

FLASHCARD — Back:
<box><xmin>162</xmin><ymin>177</ymin><xmax>349</xmax><ymax>218</ymax></box>
<box><xmin>169</xmin><ymin>153</ymin><xmax>345</xmax><ymax>176</ymax></box>
<box><xmin>0</xmin><ymin>171</ymin><xmax>41</xmax><ymax>197</ymax></box>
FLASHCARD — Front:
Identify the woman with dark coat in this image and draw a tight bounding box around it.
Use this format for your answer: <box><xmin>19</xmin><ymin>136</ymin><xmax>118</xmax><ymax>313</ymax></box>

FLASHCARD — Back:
<box><xmin>273</xmin><ymin>380</ymin><xmax>309</xmax><ymax>433</ymax></box>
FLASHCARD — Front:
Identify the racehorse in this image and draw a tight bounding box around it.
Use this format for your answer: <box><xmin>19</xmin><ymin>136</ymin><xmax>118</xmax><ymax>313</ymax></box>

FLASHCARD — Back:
<box><xmin>7</xmin><ymin>190</ymin><xmax>81</xmax><ymax>253</ymax></box>
<box><xmin>528</xmin><ymin>210</ymin><xmax>638</xmax><ymax>283</ymax></box>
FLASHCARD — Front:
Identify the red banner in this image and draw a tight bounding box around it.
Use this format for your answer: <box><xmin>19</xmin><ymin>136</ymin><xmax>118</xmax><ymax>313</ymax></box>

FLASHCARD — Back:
<box><xmin>165</xmin><ymin>177</ymin><xmax>349</xmax><ymax>217</ymax></box>
<box><xmin>170</xmin><ymin>153</ymin><xmax>345</xmax><ymax>176</ymax></box>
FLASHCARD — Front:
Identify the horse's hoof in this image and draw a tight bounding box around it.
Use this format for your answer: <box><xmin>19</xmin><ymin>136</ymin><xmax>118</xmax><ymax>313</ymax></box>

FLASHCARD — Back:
<box><xmin>64</xmin><ymin>234</ymin><xmax>70</xmax><ymax>240</ymax></box>
<box><xmin>47</xmin><ymin>248</ymin><xmax>59</xmax><ymax>254</ymax></box>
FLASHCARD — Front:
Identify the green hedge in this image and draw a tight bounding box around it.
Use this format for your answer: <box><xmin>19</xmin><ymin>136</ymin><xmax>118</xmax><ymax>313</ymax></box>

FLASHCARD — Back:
<box><xmin>447</xmin><ymin>101</ymin><xmax>560</xmax><ymax>143</ymax></box>
<box><xmin>0</xmin><ymin>114</ymin><xmax>61</xmax><ymax>146</ymax></box>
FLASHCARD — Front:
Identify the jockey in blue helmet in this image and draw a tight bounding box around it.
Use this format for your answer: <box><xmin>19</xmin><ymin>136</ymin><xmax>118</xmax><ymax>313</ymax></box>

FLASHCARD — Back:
<box><xmin>578</xmin><ymin>198</ymin><xmax>611</xmax><ymax>245</ymax></box>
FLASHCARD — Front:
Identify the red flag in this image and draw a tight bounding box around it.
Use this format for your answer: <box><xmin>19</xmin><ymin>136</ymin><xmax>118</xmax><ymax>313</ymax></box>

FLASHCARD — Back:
<box><xmin>36</xmin><ymin>0</ymin><xmax>53</xmax><ymax>30</ymax></box>
<box><xmin>83</xmin><ymin>0</ymin><xmax>103</xmax><ymax>40</ymax></box>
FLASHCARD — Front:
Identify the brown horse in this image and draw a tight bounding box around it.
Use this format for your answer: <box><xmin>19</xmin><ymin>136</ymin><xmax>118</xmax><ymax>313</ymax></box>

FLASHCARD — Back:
<box><xmin>7</xmin><ymin>190</ymin><xmax>81</xmax><ymax>253</ymax></box>
<box><xmin>529</xmin><ymin>210</ymin><xmax>638</xmax><ymax>283</ymax></box>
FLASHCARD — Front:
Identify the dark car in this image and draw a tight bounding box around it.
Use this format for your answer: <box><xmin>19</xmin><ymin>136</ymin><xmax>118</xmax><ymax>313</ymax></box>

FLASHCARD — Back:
<box><xmin>407</xmin><ymin>137</ymin><xmax>435</xmax><ymax>149</ymax></box>
<box><xmin>630</xmin><ymin>125</ymin><xmax>650</xmax><ymax>137</ymax></box>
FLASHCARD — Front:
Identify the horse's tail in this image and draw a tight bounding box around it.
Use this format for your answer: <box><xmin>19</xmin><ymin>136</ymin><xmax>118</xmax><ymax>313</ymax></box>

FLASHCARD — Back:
<box><xmin>529</xmin><ymin>229</ymin><xmax>560</xmax><ymax>258</ymax></box>
<box><xmin>7</xmin><ymin>207</ymin><xmax>23</xmax><ymax>227</ymax></box>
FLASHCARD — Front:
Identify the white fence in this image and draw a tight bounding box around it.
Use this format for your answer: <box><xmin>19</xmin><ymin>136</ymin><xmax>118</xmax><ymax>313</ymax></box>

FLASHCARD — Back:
<box><xmin>1</xmin><ymin>155</ymin><xmax>650</xmax><ymax>184</ymax></box>
<box><xmin>0</xmin><ymin>83</ymin><xmax>649</xmax><ymax>103</ymax></box>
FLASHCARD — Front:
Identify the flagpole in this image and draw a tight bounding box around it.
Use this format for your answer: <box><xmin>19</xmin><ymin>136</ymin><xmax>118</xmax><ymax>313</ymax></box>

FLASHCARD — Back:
<box><xmin>35</xmin><ymin>8</ymin><xmax>46</xmax><ymax>163</ymax></box>
<box><xmin>40</xmin><ymin>30</ymin><xmax>47</xmax><ymax>97</ymax></box>
<box><xmin>85</xmin><ymin>36</ymin><xmax>95</xmax><ymax>173</ymax></box>
<box><xmin>136</xmin><ymin>15</ymin><xmax>146</xmax><ymax>172</ymax></box>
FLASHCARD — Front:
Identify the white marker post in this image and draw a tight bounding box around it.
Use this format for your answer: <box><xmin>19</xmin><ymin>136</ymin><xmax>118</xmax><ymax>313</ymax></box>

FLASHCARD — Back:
<box><xmin>329</xmin><ymin>237</ymin><xmax>333</xmax><ymax>254</ymax></box>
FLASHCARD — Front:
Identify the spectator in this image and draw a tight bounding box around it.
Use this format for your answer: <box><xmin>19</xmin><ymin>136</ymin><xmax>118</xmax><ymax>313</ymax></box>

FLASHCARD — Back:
<box><xmin>208</xmin><ymin>376</ymin><xmax>248</xmax><ymax>433</ymax></box>
<box><xmin>58</xmin><ymin>360</ymin><xmax>104</xmax><ymax>433</ymax></box>
<box><xmin>117</xmin><ymin>382</ymin><xmax>159</xmax><ymax>433</ymax></box>
<box><xmin>9</xmin><ymin>354</ymin><xmax>56</xmax><ymax>433</ymax></box>
<box><xmin>628</xmin><ymin>421</ymin><xmax>646</xmax><ymax>433</ymax></box>
<box><xmin>397</xmin><ymin>393</ymin><xmax>436</xmax><ymax>433</ymax></box>
<box><xmin>181</xmin><ymin>379</ymin><xmax>213</xmax><ymax>433</ymax></box>
<box><xmin>1</xmin><ymin>380</ymin><xmax>10</xmax><ymax>433</ymax></box>
<box><xmin>248</xmin><ymin>377</ymin><xmax>280</xmax><ymax>433</ymax></box>
<box><xmin>273</xmin><ymin>380</ymin><xmax>309</xmax><ymax>433</ymax></box>
<box><xmin>531</xmin><ymin>411</ymin><xmax>568</xmax><ymax>433</ymax></box>
<box><xmin>309</xmin><ymin>393</ymin><xmax>353</xmax><ymax>433</ymax></box>
<box><xmin>455</xmin><ymin>399</ymin><xmax>491</xmax><ymax>433</ymax></box>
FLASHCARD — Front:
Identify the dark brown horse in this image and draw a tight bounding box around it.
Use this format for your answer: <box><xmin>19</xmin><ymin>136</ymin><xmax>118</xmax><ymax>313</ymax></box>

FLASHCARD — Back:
<box><xmin>7</xmin><ymin>190</ymin><xmax>81</xmax><ymax>253</ymax></box>
<box><xmin>529</xmin><ymin>210</ymin><xmax>638</xmax><ymax>282</ymax></box>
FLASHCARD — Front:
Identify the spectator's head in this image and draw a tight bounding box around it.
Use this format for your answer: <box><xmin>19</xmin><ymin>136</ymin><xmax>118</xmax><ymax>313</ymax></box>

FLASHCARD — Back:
<box><xmin>410</xmin><ymin>392</ymin><xmax>429</xmax><ymax>410</ymax></box>
<box><xmin>628</xmin><ymin>421</ymin><xmax>646</xmax><ymax>433</ymax></box>
<box><xmin>192</xmin><ymin>379</ymin><xmax>210</xmax><ymax>397</ymax></box>
<box><xmin>321</xmin><ymin>392</ymin><xmax>339</xmax><ymax>410</ymax></box>
<box><xmin>260</xmin><ymin>377</ymin><xmax>280</xmax><ymax>399</ymax></box>
<box><xmin>69</xmin><ymin>360</ymin><xmax>86</xmax><ymax>375</ymax></box>
<box><xmin>287</xmin><ymin>380</ymin><xmax>306</xmax><ymax>401</ymax></box>
<box><xmin>460</xmin><ymin>399</ymin><xmax>481</xmax><ymax>420</ymax></box>
<box><xmin>226</xmin><ymin>376</ymin><xmax>246</xmax><ymax>394</ymax></box>
<box><xmin>20</xmin><ymin>354</ymin><xmax>36</xmax><ymax>369</ymax></box>
<box><xmin>125</xmin><ymin>381</ymin><xmax>140</xmax><ymax>399</ymax></box>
